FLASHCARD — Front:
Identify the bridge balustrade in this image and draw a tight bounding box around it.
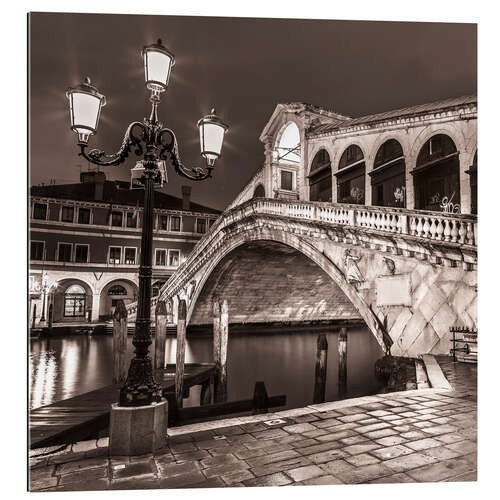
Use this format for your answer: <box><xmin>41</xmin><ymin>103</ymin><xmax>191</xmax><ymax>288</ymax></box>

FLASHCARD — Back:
<box><xmin>125</xmin><ymin>198</ymin><xmax>477</xmax><ymax>318</ymax></box>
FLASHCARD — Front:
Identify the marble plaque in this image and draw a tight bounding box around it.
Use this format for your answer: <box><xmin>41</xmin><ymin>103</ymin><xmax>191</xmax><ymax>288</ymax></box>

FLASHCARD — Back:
<box><xmin>376</xmin><ymin>274</ymin><xmax>411</xmax><ymax>307</ymax></box>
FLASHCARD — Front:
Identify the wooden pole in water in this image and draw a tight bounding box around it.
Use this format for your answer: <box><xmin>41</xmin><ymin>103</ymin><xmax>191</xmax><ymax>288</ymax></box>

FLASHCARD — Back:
<box><xmin>175</xmin><ymin>299</ymin><xmax>187</xmax><ymax>409</ymax></box>
<box><xmin>313</xmin><ymin>333</ymin><xmax>328</xmax><ymax>404</ymax></box>
<box><xmin>154</xmin><ymin>300</ymin><xmax>168</xmax><ymax>371</ymax></box>
<box><xmin>112</xmin><ymin>299</ymin><xmax>128</xmax><ymax>384</ymax></box>
<box><xmin>48</xmin><ymin>303</ymin><xmax>53</xmax><ymax>329</ymax></box>
<box><xmin>32</xmin><ymin>303</ymin><xmax>37</xmax><ymax>329</ymax></box>
<box><xmin>216</xmin><ymin>299</ymin><xmax>229</xmax><ymax>403</ymax></box>
<box><xmin>253</xmin><ymin>381</ymin><xmax>269</xmax><ymax>414</ymax></box>
<box><xmin>338</xmin><ymin>327</ymin><xmax>348</xmax><ymax>399</ymax></box>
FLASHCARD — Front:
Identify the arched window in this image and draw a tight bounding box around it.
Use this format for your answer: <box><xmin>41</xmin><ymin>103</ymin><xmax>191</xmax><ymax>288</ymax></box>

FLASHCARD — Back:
<box><xmin>64</xmin><ymin>284</ymin><xmax>86</xmax><ymax>317</ymax></box>
<box><xmin>468</xmin><ymin>151</ymin><xmax>477</xmax><ymax>215</ymax></box>
<box><xmin>370</xmin><ymin>139</ymin><xmax>406</xmax><ymax>208</ymax></box>
<box><xmin>108</xmin><ymin>284</ymin><xmax>127</xmax><ymax>296</ymax></box>
<box><xmin>253</xmin><ymin>184</ymin><xmax>265</xmax><ymax>198</ymax></box>
<box><xmin>275</xmin><ymin>122</ymin><xmax>301</xmax><ymax>164</ymax></box>
<box><xmin>335</xmin><ymin>145</ymin><xmax>365</xmax><ymax>204</ymax></box>
<box><xmin>309</xmin><ymin>149</ymin><xmax>332</xmax><ymax>202</ymax></box>
<box><xmin>413</xmin><ymin>134</ymin><xmax>460</xmax><ymax>212</ymax></box>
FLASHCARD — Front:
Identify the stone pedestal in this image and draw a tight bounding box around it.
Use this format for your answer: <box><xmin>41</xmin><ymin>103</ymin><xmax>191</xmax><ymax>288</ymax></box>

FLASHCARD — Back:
<box><xmin>109</xmin><ymin>399</ymin><xmax>168</xmax><ymax>456</ymax></box>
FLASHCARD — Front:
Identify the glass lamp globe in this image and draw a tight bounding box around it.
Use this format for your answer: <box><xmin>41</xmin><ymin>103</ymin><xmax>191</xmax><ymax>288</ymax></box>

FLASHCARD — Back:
<box><xmin>142</xmin><ymin>39</ymin><xmax>175</xmax><ymax>99</ymax></box>
<box><xmin>197</xmin><ymin>109</ymin><xmax>228</xmax><ymax>167</ymax></box>
<box><xmin>66</xmin><ymin>77</ymin><xmax>106</xmax><ymax>144</ymax></box>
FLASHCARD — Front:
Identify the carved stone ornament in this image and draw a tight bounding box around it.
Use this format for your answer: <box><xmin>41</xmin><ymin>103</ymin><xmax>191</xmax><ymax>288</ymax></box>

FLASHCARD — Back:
<box><xmin>344</xmin><ymin>249</ymin><xmax>364</xmax><ymax>286</ymax></box>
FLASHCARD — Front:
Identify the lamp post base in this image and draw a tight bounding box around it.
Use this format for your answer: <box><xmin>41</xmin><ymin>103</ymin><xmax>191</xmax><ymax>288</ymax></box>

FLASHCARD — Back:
<box><xmin>109</xmin><ymin>399</ymin><xmax>168</xmax><ymax>456</ymax></box>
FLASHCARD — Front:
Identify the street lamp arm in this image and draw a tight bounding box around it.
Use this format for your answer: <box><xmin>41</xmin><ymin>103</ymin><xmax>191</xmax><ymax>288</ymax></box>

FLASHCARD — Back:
<box><xmin>158</xmin><ymin>127</ymin><xmax>213</xmax><ymax>181</ymax></box>
<box><xmin>79</xmin><ymin>121</ymin><xmax>148</xmax><ymax>167</ymax></box>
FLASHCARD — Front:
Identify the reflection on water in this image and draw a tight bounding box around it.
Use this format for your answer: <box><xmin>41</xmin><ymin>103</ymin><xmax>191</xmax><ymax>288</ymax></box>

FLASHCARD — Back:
<box><xmin>30</xmin><ymin>327</ymin><xmax>384</xmax><ymax>410</ymax></box>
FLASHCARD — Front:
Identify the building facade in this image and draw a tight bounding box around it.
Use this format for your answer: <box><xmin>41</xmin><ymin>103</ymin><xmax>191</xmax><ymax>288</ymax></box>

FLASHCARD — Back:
<box><xmin>29</xmin><ymin>171</ymin><xmax>219</xmax><ymax>325</ymax></box>
<box><xmin>229</xmin><ymin>95</ymin><xmax>477</xmax><ymax>216</ymax></box>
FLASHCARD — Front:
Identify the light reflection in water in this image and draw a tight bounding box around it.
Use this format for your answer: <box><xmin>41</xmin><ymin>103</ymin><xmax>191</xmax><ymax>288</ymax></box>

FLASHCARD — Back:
<box><xmin>30</xmin><ymin>328</ymin><xmax>384</xmax><ymax>411</ymax></box>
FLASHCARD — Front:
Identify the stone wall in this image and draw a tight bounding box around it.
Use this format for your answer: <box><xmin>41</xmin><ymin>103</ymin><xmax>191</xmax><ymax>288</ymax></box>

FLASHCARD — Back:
<box><xmin>189</xmin><ymin>241</ymin><xmax>361</xmax><ymax>325</ymax></box>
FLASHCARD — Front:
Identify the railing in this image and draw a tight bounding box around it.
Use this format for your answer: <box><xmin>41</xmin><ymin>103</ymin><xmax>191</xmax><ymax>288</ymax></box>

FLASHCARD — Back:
<box><xmin>126</xmin><ymin>198</ymin><xmax>477</xmax><ymax>316</ymax></box>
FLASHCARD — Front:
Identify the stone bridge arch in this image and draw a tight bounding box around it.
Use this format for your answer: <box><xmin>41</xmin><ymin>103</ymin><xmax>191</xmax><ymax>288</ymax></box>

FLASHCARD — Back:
<box><xmin>168</xmin><ymin>224</ymin><xmax>391</xmax><ymax>353</ymax></box>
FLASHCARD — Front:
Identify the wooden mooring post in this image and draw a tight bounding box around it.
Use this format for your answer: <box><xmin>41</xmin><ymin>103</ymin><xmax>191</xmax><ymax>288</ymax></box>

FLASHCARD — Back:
<box><xmin>112</xmin><ymin>299</ymin><xmax>128</xmax><ymax>384</ymax></box>
<box><xmin>253</xmin><ymin>381</ymin><xmax>269</xmax><ymax>414</ymax></box>
<box><xmin>31</xmin><ymin>303</ymin><xmax>37</xmax><ymax>329</ymax></box>
<box><xmin>338</xmin><ymin>327</ymin><xmax>348</xmax><ymax>399</ymax></box>
<box><xmin>175</xmin><ymin>299</ymin><xmax>187</xmax><ymax>409</ymax></box>
<box><xmin>48</xmin><ymin>304</ymin><xmax>53</xmax><ymax>329</ymax></box>
<box><xmin>313</xmin><ymin>333</ymin><xmax>328</xmax><ymax>404</ymax></box>
<box><xmin>213</xmin><ymin>299</ymin><xmax>228</xmax><ymax>403</ymax></box>
<box><xmin>153</xmin><ymin>300</ymin><xmax>168</xmax><ymax>371</ymax></box>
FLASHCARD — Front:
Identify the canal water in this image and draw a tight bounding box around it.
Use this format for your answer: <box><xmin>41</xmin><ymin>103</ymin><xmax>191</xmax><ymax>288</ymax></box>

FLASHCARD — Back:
<box><xmin>29</xmin><ymin>327</ymin><xmax>385</xmax><ymax>411</ymax></box>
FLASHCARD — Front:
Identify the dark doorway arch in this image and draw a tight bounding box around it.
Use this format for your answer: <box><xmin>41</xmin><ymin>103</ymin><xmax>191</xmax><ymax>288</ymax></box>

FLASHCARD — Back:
<box><xmin>336</xmin><ymin>145</ymin><xmax>365</xmax><ymax>204</ymax></box>
<box><xmin>64</xmin><ymin>284</ymin><xmax>86</xmax><ymax>319</ymax></box>
<box><xmin>309</xmin><ymin>149</ymin><xmax>332</xmax><ymax>202</ymax></box>
<box><xmin>413</xmin><ymin>134</ymin><xmax>460</xmax><ymax>212</ymax></box>
<box><xmin>468</xmin><ymin>151</ymin><xmax>477</xmax><ymax>215</ymax></box>
<box><xmin>370</xmin><ymin>139</ymin><xmax>406</xmax><ymax>208</ymax></box>
<box><xmin>253</xmin><ymin>184</ymin><xmax>265</xmax><ymax>198</ymax></box>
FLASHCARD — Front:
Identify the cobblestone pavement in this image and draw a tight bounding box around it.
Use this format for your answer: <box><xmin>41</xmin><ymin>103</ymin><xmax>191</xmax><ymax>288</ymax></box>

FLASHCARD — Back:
<box><xmin>29</xmin><ymin>356</ymin><xmax>476</xmax><ymax>491</ymax></box>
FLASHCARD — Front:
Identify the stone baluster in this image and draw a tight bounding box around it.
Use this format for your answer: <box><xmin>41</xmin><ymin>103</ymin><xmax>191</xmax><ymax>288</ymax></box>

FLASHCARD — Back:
<box><xmin>348</xmin><ymin>208</ymin><xmax>355</xmax><ymax>227</ymax></box>
<box><xmin>435</xmin><ymin>218</ymin><xmax>444</xmax><ymax>241</ymax></box>
<box><xmin>458</xmin><ymin>221</ymin><xmax>466</xmax><ymax>244</ymax></box>
<box><xmin>443</xmin><ymin>219</ymin><xmax>451</xmax><ymax>242</ymax></box>
<box><xmin>466</xmin><ymin>222</ymin><xmax>474</xmax><ymax>245</ymax></box>
<box><xmin>416</xmin><ymin>217</ymin><xmax>423</xmax><ymax>237</ymax></box>
<box><xmin>409</xmin><ymin>216</ymin><xmax>416</xmax><ymax>235</ymax></box>
<box><xmin>422</xmin><ymin>217</ymin><xmax>430</xmax><ymax>238</ymax></box>
<box><xmin>450</xmin><ymin>219</ymin><xmax>459</xmax><ymax>243</ymax></box>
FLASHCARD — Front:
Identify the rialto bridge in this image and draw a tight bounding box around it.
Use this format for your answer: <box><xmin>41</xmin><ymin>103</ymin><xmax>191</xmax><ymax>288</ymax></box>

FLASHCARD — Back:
<box><xmin>126</xmin><ymin>95</ymin><xmax>477</xmax><ymax>358</ymax></box>
<box><xmin>127</xmin><ymin>198</ymin><xmax>477</xmax><ymax>358</ymax></box>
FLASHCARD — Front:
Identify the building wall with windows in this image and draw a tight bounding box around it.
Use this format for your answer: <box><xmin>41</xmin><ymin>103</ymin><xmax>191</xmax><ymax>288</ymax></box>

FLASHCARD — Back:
<box><xmin>29</xmin><ymin>173</ymin><xmax>219</xmax><ymax>324</ymax></box>
<box><xmin>231</xmin><ymin>96</ymin><xmax>477</xmax><ymax>216</ymax></box>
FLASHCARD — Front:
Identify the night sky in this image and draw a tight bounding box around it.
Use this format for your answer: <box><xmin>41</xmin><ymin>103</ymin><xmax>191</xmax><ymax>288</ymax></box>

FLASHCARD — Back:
<box><xmin>29</xmin><ymin>12</ymin><xmax>476</xmax><ymax>210</ymax></box>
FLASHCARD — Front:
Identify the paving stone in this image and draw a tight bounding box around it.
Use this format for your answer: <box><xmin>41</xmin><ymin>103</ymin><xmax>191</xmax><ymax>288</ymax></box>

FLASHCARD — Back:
<box><xmin>370</xmin><ymin>445</ymin><xmax>413</xmax><ymax>460</ymax></box>
<box><xmin>221</xmin><ymin>469</ymin><xmax>255</xmax><ymax>485</ymax></box>
<box><xmin>169</xmin><ymin>441</ymin><xmax>198</xmax><ymax>454</ymax></box>
<box><xmin>393</xmin><ymin>425</ymin><xmax>412</xmax><ymax>433</ymax></box>
<box><xmin>383</xmin><ymin>452</ymin><xmax>438</xmax><ymax>473</ymax></box>
<box><xmin>251</xmin><ymin>456</ymin><xmax>311</xmax><ymax>477</ymax></box>
<box><xmin>406</xmin><ymin>457</ymin><xmax>475</xmax><ymax>482</ymax></box>
<box><xmin>355</xmin><ymin>422</ymin><xmax>391</xmax><ymax>434</ymax></box>
<box><xmin>200</xmin><ymin>453</ymin><xmax>239</xmax><ymax>468</ymax></box>
<box><xmin>292</xmin><ymin>414</ymin><xmax>320</xmax><ymax>423</ymax></box>
<box><xmin>367</xmin><ymin>472</ymin><xmax>416</xmax><ymax>484</ymax></box>
<box><xmin>333</xmin><ymin>463</ymin><xmax>394</xmax><ymax>484</ymax></box>
<box><xmin>413</xmin><ymin>421</ymin><xmax>434</xmax><ymax>429</ymax></box>
<box><xmin>302</xmin><ymin>428</ymin><xmax>330</xmax><ymax>438</ymax></box>
<box><xmin>155</xmin><ymin>460</ymin><xmax>200</xmax><ymax>477</ymax></box>
<box><xmin>313</xmin><ymin>418</ymin><xmax>344</xmax><ymax>428</ymax></box>
<box><xmin>239</xmin><ymin>422</ymin><xmax>268</xmax><ymax>433</ymax></box>
<box><xmin>173</xmin><ymin>449</ymin><xmax>211</xmax><ymax>462</ymax></box>
<box><xmin>289</xmin><ymin>438</ymin><xmax>319</xmax><ymax>449</ymax></box>
<box><xmin>274</xmin><ymin>434</ymin><xmax>306</xmax><ymax>445</ymax></box>
<box><xmin>340</xmin><ymin>435</ymin><xmax>369</xmax><ymax>445</ymax></box>
<box><xmin>316</xmin><ymin>430</ymin><xmax>356</xmax><ymax>442</ymax></box>
<box><xmin>59</xmin><ymin>466</ymin><xmax>108</xmax><ymax>485</ymax></box>
<box><xmin>297</xmin><ymin>441</ymin><xmax>342</xmax><ymax>456</ymax></box>
<box><xmin>213</xmin><ymin>425</ymin><xmax>245</xmax><ymax>436</ymax></box>
<box><xmin>421</xmin><ymin>446</ymin><xmax>461</xmax><ymax>460</ymax></box>
<box><xmin>58</xmin><ymin>457</ymin><xmax>108</xmax><ymax>475</ymax></box>
<box><xmin>367</xmin><ymin>410</ymin><xmax>392</xmax><ymax>417</ymax></box>
<box><xmin>343</xmin><ymin>442</ymin><xmax>379</xmax><ymax>456</ymax></box>
<box><xmin>320</xmin><ymin>459</ymin><xmax>356</xmax><ymax>475</ymax></box>
<box><xmin>159</xmin><ymin>470</ymin><xmax>207</xmax><ymax>489</ymax></box>
<box><xmin>196</xmin><ymin>438</ymin><xmax>233</xmax><ymax>450</ymax></box>
<box><xmin>374</xmin><ymin>436</ymin><xmax>407</xmax><ymax>446</ymax></box>
<box><xmin>378</xmin><ymin>414</ymin><xmax>403</xmax><ymax>421</ymax></box>
<box><xmin>234</xmin><ymin>444</ymin><xmax>290</xmax><ymax>460</ymax></box>
<box><xmin>405</xmin><ymin>438</ymin><xmax>442</xmax><ymax>451</ymax></box>
<box><xmin>316</xmin><ymin>410</ymin><xmax>343</xmax><ymax>419</ymax></box>
<box><xmin>308</xmin><ymin>448</ymin><xmax>348</xmax><ymax>464</ymax></box>
<box><xmin>364</xmin><ymin>428</ymin><xmax>398</xmax><ymax>440</ymax></box>
<box><xmin>286</xmin><ymin>464</ymin><xmax>324</xmax><ymax>482</ymax></box>
<box><xmin>356</xmin><ymin>418</ymin><xmax>381</xmax><ymax>426</ymax></box>
<box><xmin>283</xmin><ymin>422</ymin><xmax>317</xmax><ymax>434</ymax></box>
<box><xmin>246</xmin><ymin>449</ymin><xmax>300</xmax><ymax>468</ymax></box>
<box><xmin>400</xmin><ymin>430</ymin><xmax>428</xmax><ymax>440</ymax></box>
<box><xmin>299</xmin><ymin>474</ymin><xmax>344</xmax><ymax>485</ymax></box>
<box><xmin>188</xmin><ymin>477</ymin><xmax>226</xmax><ymax>488</ymax></box>
<box><xmin>203</xmin><ymin>461</ymin><xmax>249</xmax><ymax>478</ymax></box>
<box><xmin>251</xmin><ymin>428</ymin><xmax>289</xmax><ymax>440</ymax></box>
<box><xmin>30</xmin><ymin>465</ymin><xmax>56</xmax><ymax>481</ymax></box>
<box><xmin>243</xmin><ymin>438</ymin><xmax>280</xmax><ymax>450</ymax></box>
<box><xmin>226</xmin><ymin>433</ymin><xmax>257</xmax><ymax>444</ymax></box>
<box><xmin>345</xmin><ymin>453</ymin><xmax>380</xmax><ymax>466</ymax></box>
<box><xmin>444</xmin><ymin>440</ymin><xmax>477</xmax><ymax>456</ymax></box>
<box><xmin>337</xmin><ymin>413</ymin><xmax>368</xmax><ymax>423</ymax></box>
<box><xmin>442</xmin><ymin>470</ymin><xmax>477</xmax><ymax>482</ymax></box>
<box><xmin>422</xmin><ymin>424</ymin><xmax>459</xmax><ymax>436</ymax></box>
<box><xmin>243</xmin><ymin>472</ymin><xmax>293</xmax><ymax>487</ymax></box>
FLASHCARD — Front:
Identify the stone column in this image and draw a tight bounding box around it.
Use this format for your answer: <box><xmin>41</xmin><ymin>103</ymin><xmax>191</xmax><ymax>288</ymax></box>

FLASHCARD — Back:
<box><xmin>405</xmin><ymin>155</ymin><xmax>416</xmax><ymax>209</ymax></box>
<box><xmin>91</xmin><ymin>293</ymin><xmax>100</xmax><ymax>322</ymax></box>
<box><xmin>459</xmin><ymin>151</ymin><xmax>472</xmax><ymax>214</ymax></box>
<box><xmin>364</xmin><ymin>158</ymin><xmax>373</xmax><ymax>206</ymax></box>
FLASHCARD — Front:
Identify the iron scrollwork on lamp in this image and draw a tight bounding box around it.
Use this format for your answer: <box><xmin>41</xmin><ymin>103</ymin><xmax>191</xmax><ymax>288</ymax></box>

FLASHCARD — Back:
<box><xmin>66</xmin><ymin>39</ymin><xmax>228</xmax><ymax>407</ymax></box>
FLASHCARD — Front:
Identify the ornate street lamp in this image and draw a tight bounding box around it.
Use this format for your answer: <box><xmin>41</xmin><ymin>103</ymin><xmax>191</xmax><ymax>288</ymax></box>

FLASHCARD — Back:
<box><xmin>39</xmin><ymin>272</ymin><xmax>49</xmax><ymax>323</ymax></box>
<box><xmin>66</xmin><ymin>39</ymin><xmax>228</xmax><ymax>407</ymax></box>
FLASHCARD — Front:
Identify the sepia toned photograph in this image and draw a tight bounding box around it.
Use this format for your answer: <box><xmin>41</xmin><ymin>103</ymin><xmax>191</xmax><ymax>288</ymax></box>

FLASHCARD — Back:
<box><xmin>28</xmin><ymin>9</ymin><xmax>477</xmax><ymax>492</ymax></box>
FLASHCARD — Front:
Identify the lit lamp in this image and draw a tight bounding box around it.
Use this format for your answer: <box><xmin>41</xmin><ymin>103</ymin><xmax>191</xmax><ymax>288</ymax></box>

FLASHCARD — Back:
<box><xmin>66</xmin><ymin>77</ymin><xmax>106</xmax><ymax>144</ymax></box>
<box><xmin>142</xmin><ymin>39</ymin><xmax>175</xmax><ymax>100</ymax></box>
<box><xmin>198</xmin><ymin>109</ymin><xmax>229</xmax><ymax>167</ymax></box>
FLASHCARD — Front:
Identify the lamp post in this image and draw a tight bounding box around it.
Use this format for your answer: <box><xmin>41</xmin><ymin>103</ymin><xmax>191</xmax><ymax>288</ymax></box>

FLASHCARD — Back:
<box><xmin>66</xmin><ymin>39</ymin><xmax>228</xmax><ymax>408</ymax></box>
<box><xmin>39</xmin><ymin>272</ymin><xmax>48</xmax><ymax>323</ymax></box>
